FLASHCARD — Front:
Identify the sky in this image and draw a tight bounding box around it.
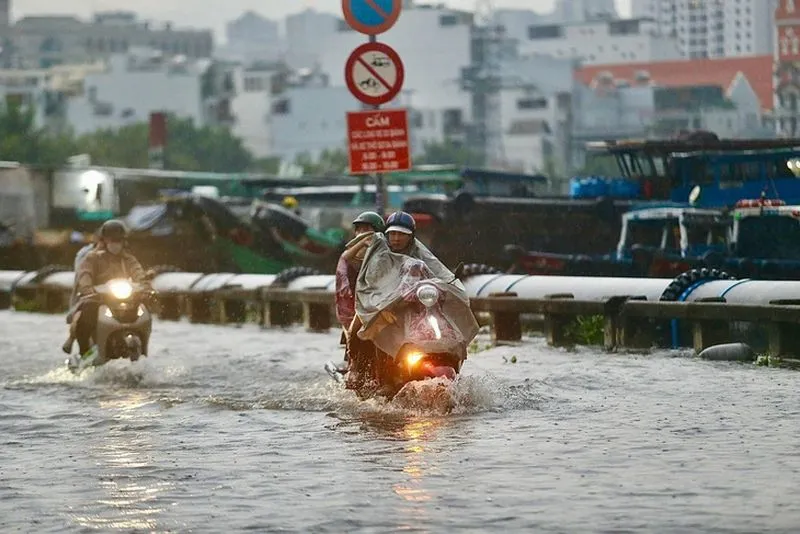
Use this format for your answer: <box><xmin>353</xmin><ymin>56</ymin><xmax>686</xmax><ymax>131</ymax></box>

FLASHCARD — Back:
<box><xmin>14</xmin><ymin>0</ymin><xmax>632</xmax><ymax>41</ymax></box>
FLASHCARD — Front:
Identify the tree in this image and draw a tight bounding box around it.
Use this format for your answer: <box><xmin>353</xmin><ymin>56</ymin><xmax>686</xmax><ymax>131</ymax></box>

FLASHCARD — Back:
<box><xmin>0</xmin><ymin>101</ymin><xmax>78</xmax><ymax>166</ymax></box>
<box><xmin>416</xmin><ymin>140</ymin><xmax>483</xmax><ymax>167</ymax></box>
<box><xmin>294</xmin><ymin>148</ymin><xmax>348</xmax><ymax>176</ymax></box>
<box><xmin>75</xmin><ymin>115</ymin><xmax>253</xmax><ymax>172</ymax></box>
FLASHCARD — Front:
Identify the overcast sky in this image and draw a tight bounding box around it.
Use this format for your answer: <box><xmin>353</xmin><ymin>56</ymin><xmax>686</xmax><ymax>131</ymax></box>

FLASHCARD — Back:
<box><xmin>15</xmin><ymin>0</ymin><xmax>632</xmax><ymax>40</ymax></box>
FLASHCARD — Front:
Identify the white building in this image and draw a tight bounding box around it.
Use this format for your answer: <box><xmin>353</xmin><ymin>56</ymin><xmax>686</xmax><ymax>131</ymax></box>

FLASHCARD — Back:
<box><xmin>66</xmin><ymin>49</ymin><xmax>234</xmax><ymax>135</ymax></box>
<box><xmin>284</xmin><ymin>9</ymin><xmax>339</xmax><ymax>70</ymax></box>
<box><xmin>631</xmin><ymin>0</ymin><xmax>778</xmax><ymax>58</ymax></box>
<box><xmin>555</xmin><ymin>0</ymin><xmax>617</xmax><ymax>22</ymax></box>
<box><xmin>496</xmin><ymin>56</ymin><xmax>576</xmax><ymax>178</ymax></box>
<box><xmin>230</xmin><ymin>63</ymin><xmax>278</xmax><ymax>158</ymax></box>
<box><xmin>0</xmin><ymin>62</ymin><xmax>106</xmax><ymax>131</ymax></box>
<box><xmin>219</xmin><ymin>12</ymin><xmax>282</xmax><ymax>64</ymax></box>
<box><xmin>5</xmin><ymin>10</ymin><xmax>213</xmax><ymax>69</ymax></box>
<box><xmin>519</xmin><ymin>18</ymin><xmax>683</xmax><ymax>65</ymax></box>
<box><xmin>268</xmin><ymin>67</ymin><xmax>439</xmax><ymax>163</ymax></box>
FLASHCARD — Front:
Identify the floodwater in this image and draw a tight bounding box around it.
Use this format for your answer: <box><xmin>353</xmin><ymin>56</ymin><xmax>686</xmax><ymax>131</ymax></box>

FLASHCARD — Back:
<box><xmin>2</xmin><ymin>310</ymin><xmax>800</xmax><ymax>533</ymax></box>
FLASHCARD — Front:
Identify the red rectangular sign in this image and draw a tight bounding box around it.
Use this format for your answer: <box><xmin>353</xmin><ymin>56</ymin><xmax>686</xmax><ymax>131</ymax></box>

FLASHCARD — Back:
<box><xmin>346</xmin><ymin>108</ymin><xmax>411</xmax><ymax>174</ymax></box>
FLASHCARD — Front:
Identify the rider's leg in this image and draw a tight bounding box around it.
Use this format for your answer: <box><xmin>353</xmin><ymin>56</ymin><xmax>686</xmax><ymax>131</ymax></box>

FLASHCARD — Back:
<box><xmin>75</xmin><ymin>303</ymin><xmax>99</xmax><ymax>355</ymax></box>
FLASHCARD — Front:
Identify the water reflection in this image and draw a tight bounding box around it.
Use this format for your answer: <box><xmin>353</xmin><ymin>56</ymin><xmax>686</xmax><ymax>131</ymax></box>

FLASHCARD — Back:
<box><xmin>71</xmin><ymin>391</ymin><xmax>171</xmax><ymax>532</ymax></box>
<box><xmin>352</xmin><ymin>411</ymin><xmax>450</xmax><ymax>532</ymax></box>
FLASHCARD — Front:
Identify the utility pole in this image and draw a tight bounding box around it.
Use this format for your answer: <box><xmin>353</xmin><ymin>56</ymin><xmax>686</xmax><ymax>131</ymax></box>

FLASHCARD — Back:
<box><xmin>462</xmin><ymin>0</ymin><xmax>507</xmax><ymax>169</ymax></box>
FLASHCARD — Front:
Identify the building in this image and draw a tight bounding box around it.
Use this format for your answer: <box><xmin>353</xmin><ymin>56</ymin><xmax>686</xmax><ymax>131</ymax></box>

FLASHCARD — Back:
<box><xmin>555</xmin><ymin>0</ymin><xmax>617</xmax><ymax>22</ymax></box>
<box><xmin>219</xmin><ymin>11</ymin><xmax>282</xmax><ymax>64</ymax></box>
<box><xmin>0</xmin><ymin>62</ymin><xmax>106</xmax><ymax>131</ymax></box>
<box><xmin>2</xmin><ymin>8</ymin><xmax>213</xmax><ymax>69</ymax></box>
<box><xmin>631</xmin><ymin>0</ymin><xmax>778</xmax><ymax>58</ymax></box>
<box><xmin>774</xmin><ymin>0</ymin><xmax>800</xmax><ymax>136</ymax></box>
<box><xmin>231</xmin><ymin>62</ymin><xmax>280</xmax><ymax>158</ymax></box>
<box><xmin>577</xmin><ymin>56</ymin><xmax>774</xmax><ymax>113</ymax></box>
<box><xmin>66</xmin><ymin>49</ymin><xmax>235</xmax><ymax>135</ymax></box>
<box><xmin>574</xmin><ymin>56</ymin><xmax>773</xmax><ymax>144</ymax></box>
<box><xmin>495</xmin><ymin>56</ymin><xmax>576</xmax><ymax>180</ymax></box>
<box><xmin>519</xmin><ymin>18</ymin><xmax>683</xmax><ymax>65</ymax></box>
<box><xmin>284</xmin><ymin>9</ymin><xmax>339</xmax><ymax>70</ymax></box>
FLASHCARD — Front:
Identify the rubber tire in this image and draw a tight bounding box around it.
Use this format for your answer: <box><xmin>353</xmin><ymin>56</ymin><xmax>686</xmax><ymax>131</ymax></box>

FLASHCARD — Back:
<box><xmin>271</xmin><ymin>266</ymin><xmax>323</xmax><ymax>287</ymax></box>
<box><xmin>659</xmin><ymin>267</ymin><xmax>735</xmax><ymax>302</ymax></box>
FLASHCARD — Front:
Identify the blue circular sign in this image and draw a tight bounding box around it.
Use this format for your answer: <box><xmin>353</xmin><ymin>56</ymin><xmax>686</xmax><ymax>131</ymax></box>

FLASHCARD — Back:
<box><xmin>342</xmin><ymin>0</ymin><xmax>402</xmax><ymax>35</ymax></box>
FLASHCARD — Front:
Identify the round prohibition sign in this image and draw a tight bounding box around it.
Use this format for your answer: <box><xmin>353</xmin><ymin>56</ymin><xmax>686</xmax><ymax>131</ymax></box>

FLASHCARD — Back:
<box><xmin>341</xmin><ymin>0</ymin><xmax>402</xmax><ymax>36</ymax></box>
<box><xmin>345</xmin><ymin>42</ymin><xmax>405</xmax><ymax>107</ymax></box>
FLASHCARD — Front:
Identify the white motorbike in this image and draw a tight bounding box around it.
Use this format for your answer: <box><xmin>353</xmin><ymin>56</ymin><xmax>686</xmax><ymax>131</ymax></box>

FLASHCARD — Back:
<box><xmin>66</xmin><ymin>279</ymin><xmax>154</xmax><ymax>372</ymax></box>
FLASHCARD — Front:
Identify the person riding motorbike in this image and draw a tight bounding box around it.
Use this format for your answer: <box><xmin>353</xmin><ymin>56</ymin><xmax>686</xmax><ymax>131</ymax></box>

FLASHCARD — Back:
<box><xmin>345</xmin><ymin>210</ymin><xmax>475</xmax><ymax>398</ymax></box>
<box><xmin>70</xmin><ymin>220</ymin><xmax>149</xmax><ymax>359</ymax></box>
<box><xmin>336</xmin><ymin>211</ymin><xmax>386</xmax><ymax>331</ymax></box>
<box><xmin>384</xmin><ymin>210</ymin><xmax>417</xmax><ymax>254</ymax></box>
<box><xmin>61</xmin><ymin>228</ymin><xmax>101</xmax><ymax>354</ymax></box>
<box><xmin>335</xmin><ymin>211</ymin><xmax>385</xmax><ymax>383</ymax></box>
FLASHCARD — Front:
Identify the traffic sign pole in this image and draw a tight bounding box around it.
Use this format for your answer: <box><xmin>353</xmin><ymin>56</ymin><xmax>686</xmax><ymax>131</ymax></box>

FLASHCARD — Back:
<box><xmin>367</xmin><ymin>35</ymin><xmax>386</xmax><ymax>217</ymax></box>
<box><xmin>342</xmin><ymin>0</ymin><xmax>407</xmax><ymax>218</ymax></box>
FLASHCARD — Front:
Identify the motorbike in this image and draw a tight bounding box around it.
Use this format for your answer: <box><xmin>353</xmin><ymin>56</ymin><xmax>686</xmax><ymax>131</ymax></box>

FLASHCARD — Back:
<box><xmin>66</xmin><ymin>278</ymin><xmax>155</xmax><ymax>372</ymax></box>
<box><xmin>326</xmin><ymin>237</ymin><xmax>479</xmax><ymax>402</ymax></box>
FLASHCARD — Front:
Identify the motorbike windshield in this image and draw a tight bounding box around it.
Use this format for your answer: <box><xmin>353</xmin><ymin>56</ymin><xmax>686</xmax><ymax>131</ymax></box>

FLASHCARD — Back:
<box><xmin>355</xmin><ymin>234</ymin><xmax>479</xmax><ymax>357</ymax></box>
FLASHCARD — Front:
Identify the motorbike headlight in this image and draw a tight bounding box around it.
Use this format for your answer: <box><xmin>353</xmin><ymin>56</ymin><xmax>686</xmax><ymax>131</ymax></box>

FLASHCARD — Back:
<box><xmin>416</xmin><ymin>284</ymin><xmax>439</xmax><ymax>307</ymax></box>
<box><xmin>137</xmin><ymin>304</ymin><xmax>145</xmax><ymax>317</ymax></box>
<box><xmin>405</xmin><ymin>351</ymin><xmax>425</xmax><ymax>369</ymax></box>
<box><xmin>109</xmin><ymin>280</ymin><xmax>133</xmax><ymax>300</ymax></box>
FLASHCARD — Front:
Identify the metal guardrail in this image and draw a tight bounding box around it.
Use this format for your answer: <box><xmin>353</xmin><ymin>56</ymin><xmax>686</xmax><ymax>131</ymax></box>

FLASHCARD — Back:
<box><xmin>2</xmin><ymin>270</ymin><xmax>800</xmax><ymax>357</ymax></box>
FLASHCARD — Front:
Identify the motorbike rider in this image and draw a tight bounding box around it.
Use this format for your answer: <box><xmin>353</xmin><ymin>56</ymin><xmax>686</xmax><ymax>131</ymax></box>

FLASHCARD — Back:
<box><xmin>336</xmin><ymin>211</ymin><xmax>386</xmax><ymax>331</ymax></box>
<box><xmin>335</xmin><ymin>211</ymin><xmax>385</xmax><ymax>384</ymax></box>
<box><xmin>384</xmin><ymin>211</ymin><xmax>416</xmax><ymax>254</ymax></box>
<box><xmin>61</xmin><ymin>228</ymin><xmax>101</xmax><ymax>354</ymax></box>
<box><xmin>346</xmin><ymin>210</ymin><xmax>469</xmax><ymax>397</ymax></box>
<box><xmin>71</xmin><ymin>219</ymin><xmax>149</xmax><ymax>359</ymax></box>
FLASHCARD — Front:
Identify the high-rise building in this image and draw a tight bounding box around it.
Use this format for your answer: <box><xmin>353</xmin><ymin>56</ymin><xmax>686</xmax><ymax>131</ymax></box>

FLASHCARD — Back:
<box><xmin>631</xmin><ymin>0</ymin><xmax>777</xmax><ymax>58</ymax></box>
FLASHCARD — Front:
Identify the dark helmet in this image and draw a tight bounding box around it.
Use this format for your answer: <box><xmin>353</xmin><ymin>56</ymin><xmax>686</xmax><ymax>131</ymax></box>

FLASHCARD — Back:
<box><xmin>352</xmin><ymin>211</ymin><xmax>386</xmax><ymax>232</ymax></box>
<box><xmin>99</xmin><ymin>219</ymin><xmax>128</xmax><ymax>241</ymax></box>
<box><xmin>385</xmin><ymin>211</ymin><xmax>416</xmax><ymax>234</ymax></box>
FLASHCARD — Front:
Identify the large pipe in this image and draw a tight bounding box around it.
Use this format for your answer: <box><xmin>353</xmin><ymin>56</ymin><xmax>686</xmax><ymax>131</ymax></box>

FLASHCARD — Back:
<box><xmin>5</xmin><ymin>270</ymin><xmax>800</xmax><ymax>304</ymax></box>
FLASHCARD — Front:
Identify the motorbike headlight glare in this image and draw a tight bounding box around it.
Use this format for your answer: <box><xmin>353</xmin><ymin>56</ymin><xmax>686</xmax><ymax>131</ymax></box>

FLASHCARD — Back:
<box><xmin>405</xmin><ymin>351</ymin><xmax>425</xmax><ymax>368</ymax></box>
<box><xmin>109</xmin><ymin>280</ymin><xmax>133</xmax><ymax>300</ymax></box>
<box><xmin>416</xmin><ymin>284</ymin><xmax>439</xmax><ymax>307</ymax></box>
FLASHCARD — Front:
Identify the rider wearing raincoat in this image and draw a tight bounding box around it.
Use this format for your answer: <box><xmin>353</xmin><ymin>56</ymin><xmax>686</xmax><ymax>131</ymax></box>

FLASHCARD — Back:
<box><xmin>347</xmin><ymin>211</ymin><xmax>479</xmax><ymax>393</ymax></box>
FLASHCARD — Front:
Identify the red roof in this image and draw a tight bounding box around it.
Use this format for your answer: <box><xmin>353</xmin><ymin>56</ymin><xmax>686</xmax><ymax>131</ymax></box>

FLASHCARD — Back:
<box><xmin>576</xmin><ymin>55</ymin><xmax>774</xmax><ymax>111</ymax></box>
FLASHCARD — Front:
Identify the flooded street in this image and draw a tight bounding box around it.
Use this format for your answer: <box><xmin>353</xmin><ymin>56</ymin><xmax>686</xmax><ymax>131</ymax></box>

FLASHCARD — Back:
<box><xmin>2</xmin><ymin>310</ymin><xmax>800</xmax><ymax>532</ymax></box>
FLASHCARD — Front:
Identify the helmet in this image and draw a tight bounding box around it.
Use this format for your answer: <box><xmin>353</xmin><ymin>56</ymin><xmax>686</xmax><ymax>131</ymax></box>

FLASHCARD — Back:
<box><xmin>385</xmin><ymin>211</ymin><xmax>416</xmax><ymax>235</ymax></box>
<box><xmin>99</xmin><ymin>219</ymin><xmax>128</xmax><ymax>241</ymax></box>
<box><xmin>352</xmin><ymin>211</ymin><xmax>386</xmax><ymax>232</ymax></box>
<box><xmin>282</xmin><ymin>196</ymin><xmax>299</xmax><ymax>209</ymax></box>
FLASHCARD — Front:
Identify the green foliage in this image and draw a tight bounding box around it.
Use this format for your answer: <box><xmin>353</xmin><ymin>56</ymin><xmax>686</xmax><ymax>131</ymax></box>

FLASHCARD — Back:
<box><xmin>77</xmin><ymin>116</ymin><xmax>253</xmax><ymax>172</ymax></box>
<box><xmin>0</xmin><ymin>106</ymin><xmax>254</xmax><ymax>172</ymax></box>
<box><xmin>294</xmin><ymin>148</ymin><xmax>349</xmax><ymax>176</ymax></box>
<box><xmin>0</xmin><ymin>101</ymin><xmax>78</xmax><ymax>166</ymax></box>
<box><xmin>563</xmin><ymin>315</ymin><xmax>605</xmax><ymax>346</ymax></box>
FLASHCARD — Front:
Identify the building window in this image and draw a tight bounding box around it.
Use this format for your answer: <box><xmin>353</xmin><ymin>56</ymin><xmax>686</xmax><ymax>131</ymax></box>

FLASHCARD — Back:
<box><xmin>439</xmin><ymin>14</ymin><xmax>458</xmax><ymax>27</ymax></box>
<box><xmin>272</xmin><ymin>98</ymin><xmax>290</xmax><ymax>115</ymax></box>
<box><xmin>528</xmin><ymin>25</ymin><xmax>562</xmax><ymax>39</ymax></box>
<box><xmin>517</xmin><ymin>97</ymin><xmax>547</xmax><ymax>110</ymax></box>
<box><xmin>40</xmin><ymin>36</ymin><xmax>62</xmax><ymax>53</ymax></box>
